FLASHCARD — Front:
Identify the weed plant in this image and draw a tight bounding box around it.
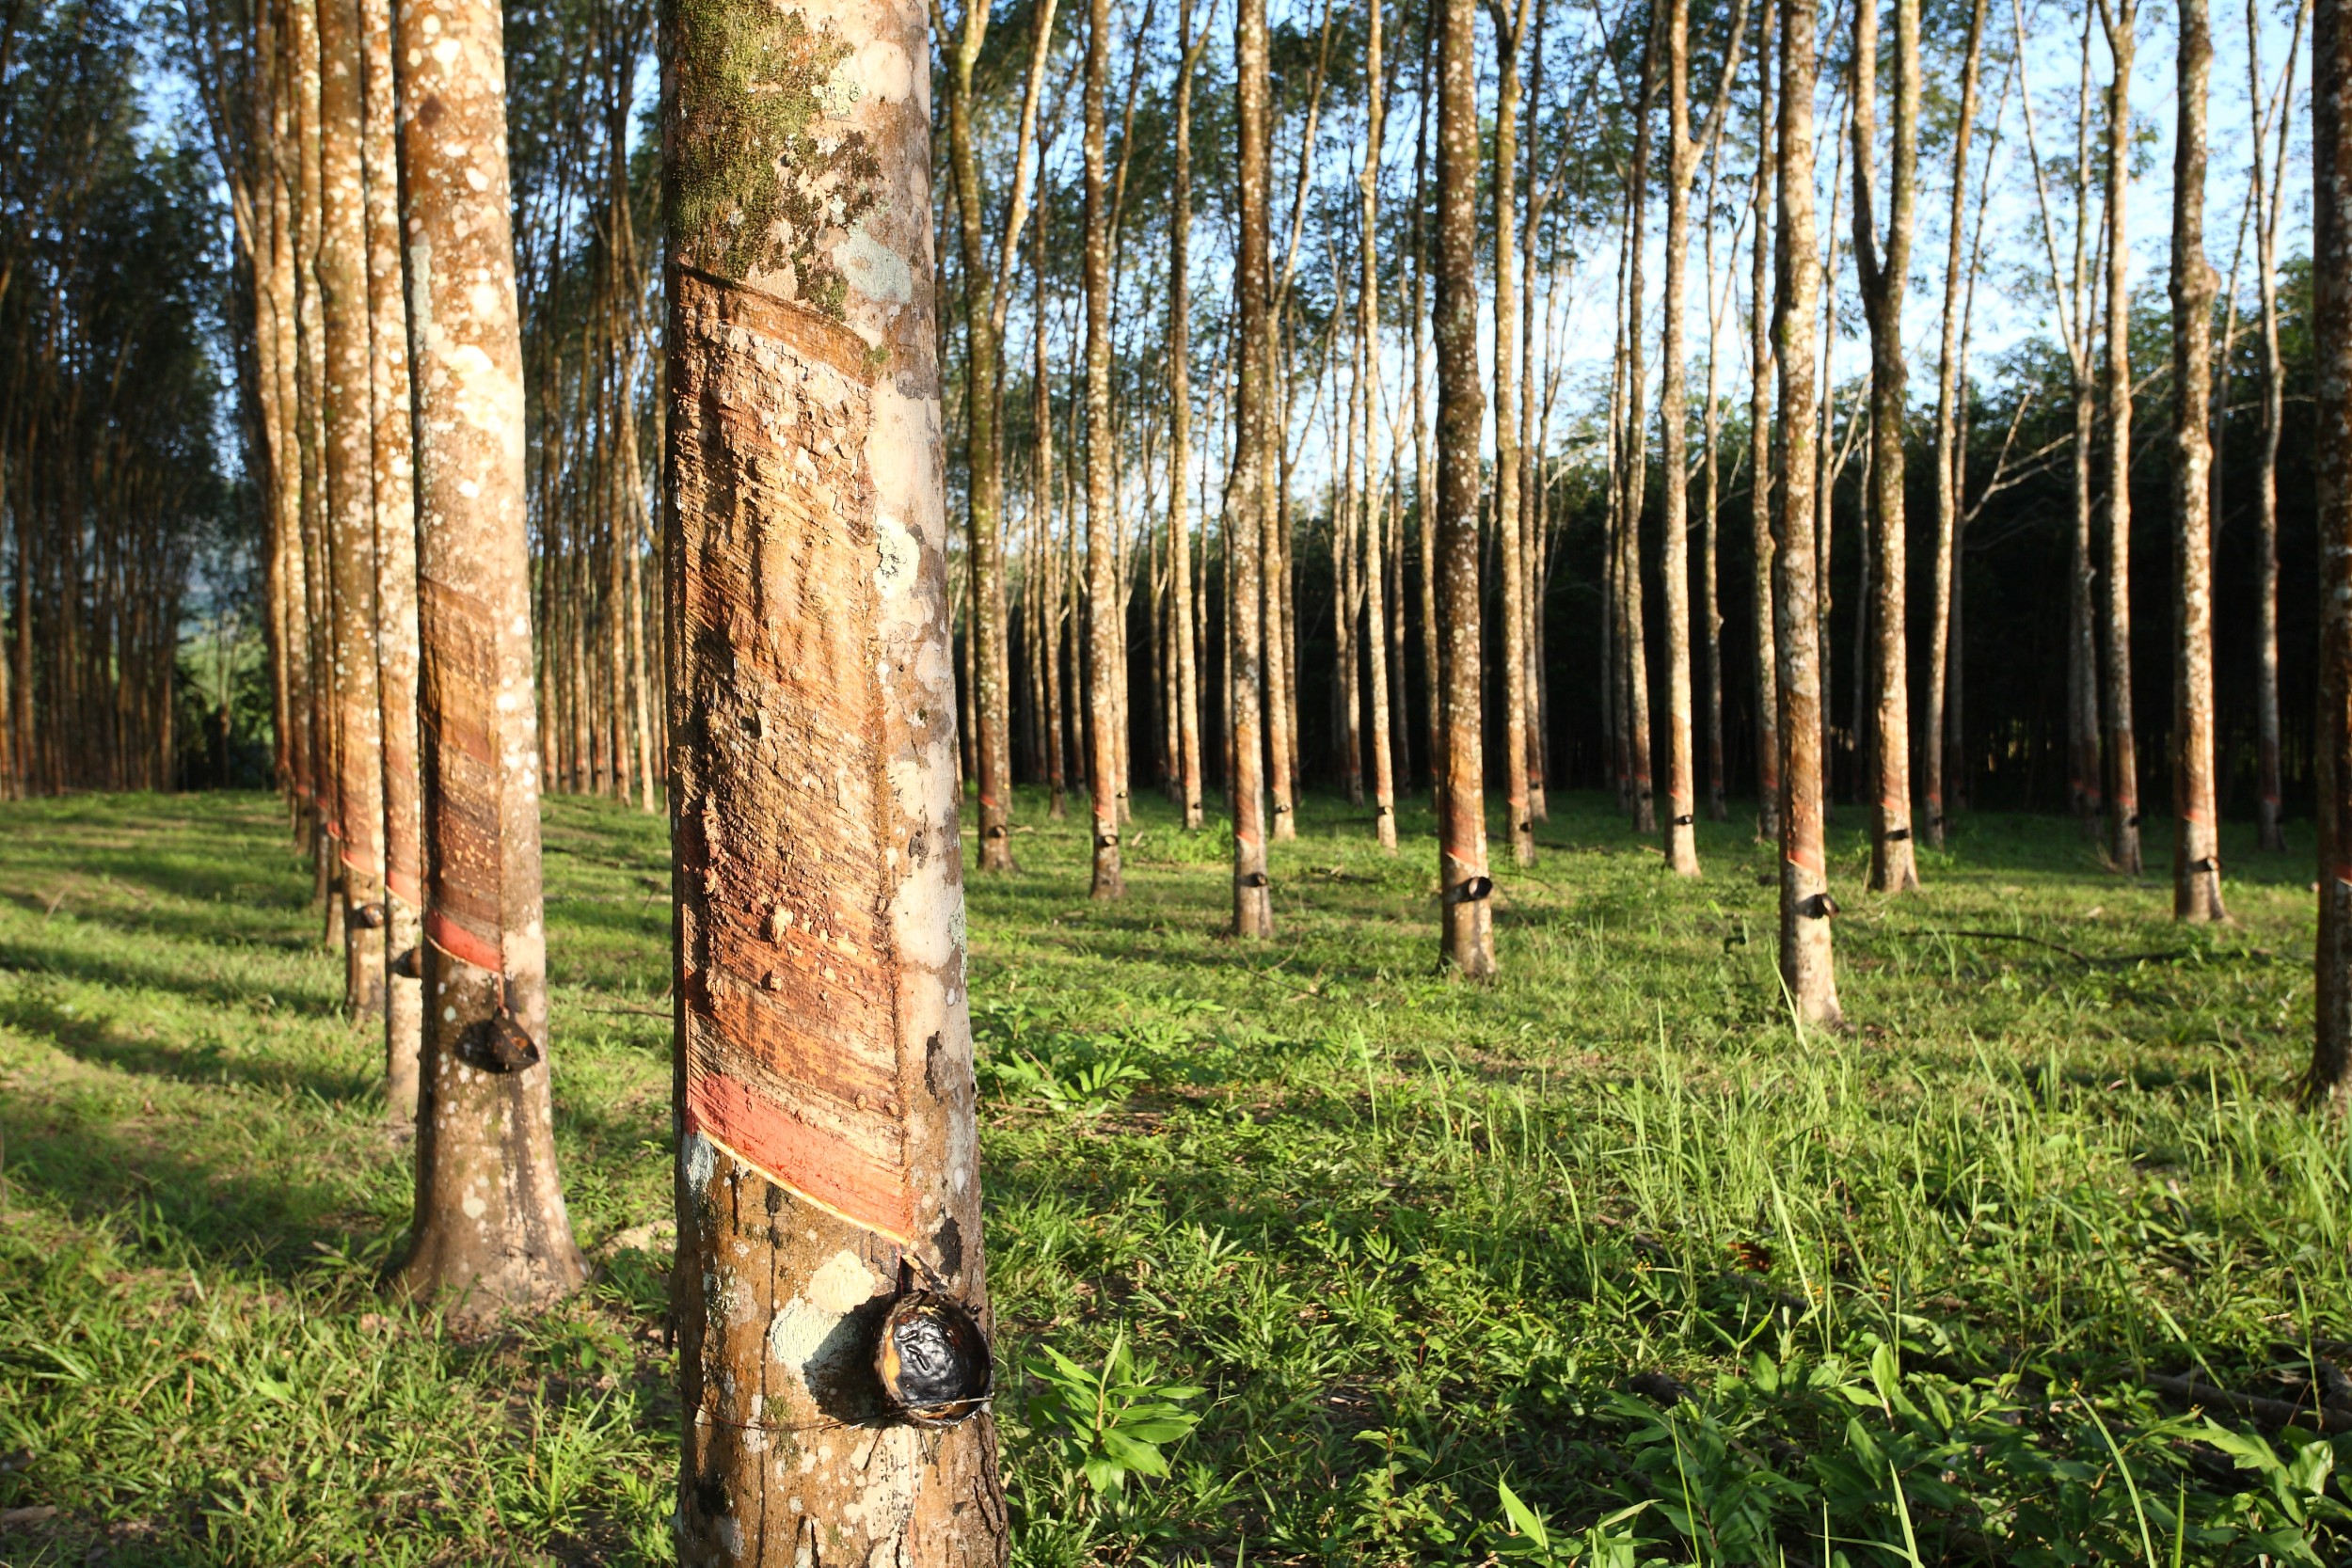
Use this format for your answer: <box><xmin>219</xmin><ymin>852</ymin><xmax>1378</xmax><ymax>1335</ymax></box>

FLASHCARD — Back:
<box><xmin>0</xmin><ymin>787</ymin><xmax>2347</xmax><ymax>1564</ymax></box>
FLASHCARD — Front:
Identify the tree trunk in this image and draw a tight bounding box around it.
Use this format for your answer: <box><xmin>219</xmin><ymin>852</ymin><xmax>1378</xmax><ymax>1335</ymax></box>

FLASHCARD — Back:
<box><xmin>662</xmin><ymin>0</ymin><xmax>1007</xmax><ymax>1557</ymax></box>
<box><xmin>1491</xmin><ymin>0</ymin><xmax>1534</xmax><ymax>868</ymax></box>
<box><xmin>1853</xmin><ymin>0</ymin><xmax>1920</xmax><ymax>893</ymax></box>
<box><xmin>2101</xmin><ymin>2</ymin><xmax>2143</xmax><ymax>874</ymax></box>
<box><xmin>1621</xmin><ymin>14</ymin><xmax>1659</xmax><ymax>836</ymax></box>
<box><xmin>1411</xmin><ymin>49</ymin><xmax>1441</xmax><ymax>800</ymax></box>
<box><xmin>2253</xmin><ymin>0</ymin><xmax>2303</xmax><ymax>852</ymax></box>
<box><xmin>318</xmin><ymin>0</ymin><xmax>388</xmax><ymax>1013</ymax></box>
<box><xmin>1925</xmin><ymin>0</ymin><xmax>1987</xmax><ymax>851</ymax></box>
<box><xmin>1359</xmin><ymin>10</ymin><xmax>1396</xmax><ymax>853</ymax></box>
<box><xmin>390</xmin><ymin>0</ymin><xmax>586</xmax><ymax>1323</ymax></box>
<box><xmin>361</xmin><ymin>0</ymin><xmax>420</xmax><ymax>1115</ymax></box>
<box><xmin>1658</xmin><ymin>0</ymin><xmax>1701</xmax><ymax>876</ymax></box>
<box><xmin>1436</xmin><ymin>0</ymin><xmax>1492</xmax><ymax>974</ymax></box>
<box><xmin>1170</xmin><ymin>0</ymin><xmax>1206</xmax><ymax>831</ymax></box>
<box><xmin>1230</xmin><ymin>0</ymin><xmax>1276</xmax><ymax>936</ymax></box>
<box><xmin>2170</xmin><ymin>0</ymin><xmax>2227</xmax><ymax>922</ymax></box>
<box><xmin>2315</xmin><ymin>0</ymin><xmax>2352</xmax><ymax>1101</ymax></box>
<box><xmin>1750</xmin><ymin>0</ymin><xmax>1779</xmax><ymax>843</ymax></box>
<box><xmin>1081</xmin><ymin>0</ymin><xmax>1124</xmax><ymax>898</ymax></box>
<box><xmin>1774</xmin><ymin>0</ymin><xmax>1841</xmax><ymax>1027</ymax></box>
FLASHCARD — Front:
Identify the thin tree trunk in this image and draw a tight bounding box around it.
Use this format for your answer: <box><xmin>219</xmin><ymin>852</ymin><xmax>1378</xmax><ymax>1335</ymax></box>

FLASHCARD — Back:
<box><xmin>1658</xmin><ymin>0</ymin><xmax>1700</xmax><ymax>875</ymax></box>
<box><xmin>1774</xmin><ymin>0</ymin><xmax>1841</xmax><ymax>1026</ymax></box>
<box><xmin>662</xmin><ymin>0</ymin><xmax>1005</xmax><ymax>1555</ymax></box>
<box><xmin>1167</xmin><ymin>0</ymin><xmax>1206</xmax><ymax>829</ymax></box>
<box><xmin>1750</xmin><ymin>0</ymin><xmax>1779</xmax><ymax>841</ymax></box>
<box><xmin>2313</xmin><ymin>0</ymin><xmax>2352</xmax><ymax>1101</ymax></box>
<box><xmin>319</xmin><ymin>0</ymin><xmax>388</xmax><ymax>1011</ymax></box>
<box><xmin>2170</xmin><ymin>0</ymin><xmax>2226</xmax><ymax>922</ymax></box>
<box><xmin>2253</xmin><ymin>0</ymin><xmax>2307</xmax><ymax>852</ymax></box>
<box><xmin>360</xmin><ymin>0</ymin><xmax>420</xmax><ymax>1115</ymax></box>
<box><xmin>1436</xmin><ymin>0</ymin><xmax>1492</xmax><ymax>974</ymax></box>
<box><xmin>1925</xmin><ymin>0</ymin><xmax>1988</xmax><ymax>850</ymax></box>
<box><xmin>1491</xmin><ymin>0</ymin><xmax>1534</xmax><ymax>867</ymax></box>
<box><xmin>1230</xmin><ymin>0</ymin><xmax>1275</xmax><ymax>936</ymax></box>
<box><xmin>2101</xmin><ymin>0</ymin><xmax>2143</xmax><ymax>873</ymax></box>
<box><xmin>1082</xmin><ymin>0</ymin><xmax>1124</xmax><ymax>898</ymax></box>
<box><xmin>390</xmin><ymin>0</ymin><xmax>586</xmax><ymax>1323</ymax></box>
<box><xmin>1411</xmin><ymin>44</ymin><xmax>1441</xmax><ymax>799</ymax></box>
<box><xmin>1622</xmin><ymin>12</ymin><xmax>1659</xmax><ymax>836</ymax></box>
<box><xmin>1360</xmin><ymin>8</ymin><xmax>1396</xmax><ymax>852</ymax></box>
<box><xmin>1853</xmin><ymin>0</ymin><xmax>1921</xmax><ymax>892</ymax></box>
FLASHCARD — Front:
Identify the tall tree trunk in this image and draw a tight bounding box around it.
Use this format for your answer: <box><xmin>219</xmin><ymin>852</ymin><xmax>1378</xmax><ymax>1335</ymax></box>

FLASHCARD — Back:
<box><xmin>1411</xmin><ymin>46</ymin><xmax>1441</xmax><ymax>800</ymax></box>
<box><xmin>1359</xmin><ymin>7</ymin><xmax>1396</xmax><ymax>852</ymax></box>
<box><xmin>1925</xmin><ymin>0</ymin><xmax>1987</xmax><ymax>851</ymax></box>
<box><xmin>2315</xmin><ymin>0</ymin><xmax>2352</xmax><ymax>1101</ymax></box>
<box><xmin>1853</xmin><ymin>0</ymin><xmax>1921</xmax><ymax>893</ymax></box>
<box><xmin>1435</xmin><ymin>0</ymin><xmax>1493</xmax><ymax>974</ymax></box>
<box><xmin>318</xmin><ymin>0</ymin><xmax>387</xmax><ymax>1012</ymax></box>
<box><xmin>390</xmin><ymin>0</ymin><xmax>586</xmax><ymax>1323</ymax></box>
<box><xmin>1658</xmin><ymin>0</ymin><xmax>1700</xmax><ymax>876</ymax></box>
<box><xmin>1750</xmin><ymin>0</ymin><xmax>1779</xmax><ymax>842</ymax></box>
<box><xmin>2170</xmin><ymin>0</ymin><xmax>2226</xmax><ymax>922</ymax></box>
<box><xmin>662</xmin><ymin>0</ymin><xmax>1007</xmax><ymax>1556</ymax></box>
<box><xmin>945</xmin><ymin>0</ymin><xmax>1016</xmax><ymax>871</ymax></box>
<box><xmin>1774</xmin><ymin>0</ymin><xmax>1841</xmax><ymax>1026</ymax></box>
<box><xmin>1621</xmin><ymin>13</ymin><xmax>1659</xmax><ymax>835</ymax></box>
<box><xmin>1169</xmin><ymin>0</ymin><xmax>1206</xmax><ymax>830</ymax></box>
<box><xmin>361</xmin><ymin>0</ymin><xmax>420</xmax><ymax>1115</ymax></box>
<box><xmin>1082</xmin><ymin>0</ymin><xmax>1124</xmax><ymax>898</ymax></box>
<box><xmin>2101</xmin><ymin>0</ymin><xmax>2142</xmax><ymax>874</ymax></box>
<box><xmin>1491</xmin><ymin>0</ymin><xmax>1534</xmax><ymax>867</ymax></box>
<box><xmin>1265</xmin><ymin>324</ymin><xmax>1296</xmax><ymax>842</ymax></box>
<box><xmin>1231</xmin><ymin>0</ymin><xmax>1275</xmax><ymax>936</ymax></box>
<box><xmin>2253</xmin><ymin>0</ymin><xmax>2305</xmax><ymax>852</ymax></box>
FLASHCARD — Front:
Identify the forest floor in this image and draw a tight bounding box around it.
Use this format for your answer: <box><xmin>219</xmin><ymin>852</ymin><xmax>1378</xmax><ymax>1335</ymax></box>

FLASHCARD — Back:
<box><xmin>1</xmin><ymin>785</ymin><xmax>2348</xmax><ymax>1566</ymax></box>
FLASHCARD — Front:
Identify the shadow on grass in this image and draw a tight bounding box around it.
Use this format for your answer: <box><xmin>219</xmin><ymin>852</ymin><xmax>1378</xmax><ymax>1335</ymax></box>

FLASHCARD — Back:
<box><xmin>0</xmin><ymin>986</ymin><xmax>371</xmax><ymax>1101</ymax></box>
<box><xmin>0</xmin><ymin>933</ymin><xmax>341</xmax><ymax>1019</ymax></box>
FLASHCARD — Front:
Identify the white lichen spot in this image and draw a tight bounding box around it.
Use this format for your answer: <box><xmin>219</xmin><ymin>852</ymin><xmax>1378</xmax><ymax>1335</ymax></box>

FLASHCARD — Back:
<box><xmin>816</xmin><ymin>59</ymin><xmax>862</xmax><ymax>118</ymax></box>
<box><xmin>682</xmin><ymin>1129</ymin><xmax>718</xmax><ymax>1193</ymax></box>
<box><xmin>834</xmin><ymin>228</ymin><xmax>913</xmax><ymax>306</ymax></box>
<box><xmin>461</xmin><ymin>1193</ymin><xmax>486</xmax><ymax>1219</ymax></box>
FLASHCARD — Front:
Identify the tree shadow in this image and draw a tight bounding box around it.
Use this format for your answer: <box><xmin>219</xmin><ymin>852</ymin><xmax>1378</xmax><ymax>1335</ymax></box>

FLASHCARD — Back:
<box><xmin>0</xmin><ymin>984</ymin><xmax>371</xmax><ymax>1101</ymax></box>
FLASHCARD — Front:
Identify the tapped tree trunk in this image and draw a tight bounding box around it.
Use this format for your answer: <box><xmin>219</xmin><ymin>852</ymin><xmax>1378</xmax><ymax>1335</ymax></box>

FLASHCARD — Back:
<box><xmin>2171</xmin><ymin>0</ymin><xmax>2227</xmax><ymax>923</ymax></box>
<box><xmin>2101</xmin><ymin>0</ymin><xmax>2143</xmax><ymax>874</ymax></box>
<box><xmin>1436</xmin><ymin>0</ymin><xmax>1493</xmax><ymax>974</ymax></box>
<box><xmin>318</xmin><ymin>0</ymin><xmax>388</xmax><ymax>1014</ymax></box>
<box><xmin>1925</xmin><ymin>0</ymin><xmax>1987</xmax><ymax>851</ymax></box>
<box><xmin>1082</xmin><ymin>0</ymin><xmax>1123</xmax><ymax>899</ymax></box>
<box><xmin>1774</xmin><ymin>0</ymin><xmax>1841</xmax><ymax>1026</ymax></box>
<box><xmin>1750</xmin><ymin>0</ymin><xmax>1779</xmax><ymax>843</ymax></box>
<box><xmin>1231</xmin><ymin>0</ymin><xmax>1275</xmax><ymax>937</ymax></box>
<box><xmin>360</xmin><ymin>0</ymin><xmax>420</xmax><ymax>1116</ymax></box>
<box><xmin>2314</xmin><ymin>0</ymin><xmax>2352</xmax><ymax>1101</ymax></box>
<box><xmin>1852</xmin><ymin>0</ymin><xmax>1920</xmax><ymax>893</ymax></box>
<box><xmin>390</xmin><ymin>0</ymin><xmax>586</xmax><ymax>1323</ymax></box>
<box><xmin>662</xmin><ymin>0</ymin><xmax>1008</xmax><ymax>1556</ymax></box>
<box><xmin>1657</xmin><ymin>0</ymin><xmax>1700</xmax><ymax>877</ymax></box>
<box><xmin>1491</xmin><ymin>0</ymin><xmax>1534</xmax><ymax>869</ymax></box>
<box><xmin>1170</xmin><ymin>0</ymin><xmax>1207</xmax><ymax>832</ymax></box>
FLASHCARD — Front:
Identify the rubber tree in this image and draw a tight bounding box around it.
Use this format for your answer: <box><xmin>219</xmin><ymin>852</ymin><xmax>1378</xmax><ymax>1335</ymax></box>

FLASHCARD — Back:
<box><xmin>1082</xmin><ymin>0</ymin><xmax>1123</xmax><ymax>899</ymax></box>
<box><xmin>1774</xmin><ymin>0</ymin><xmax>1841</xmax><ymax>1026</ymax></box>
<box><xmin>2314</xmin><ymin>0</ymin><xmax>2352</xmax><ymax>1102</ymax></box>
<box><xmin>660</xmin><ymin>0</ymin><xmax>1007</xmax><ymax>1555</ymax></box>
<box><xmin>2099</xmin><ymin>0</ymin><xmax>2143</xmax><ymax>875</ymax></box>
<box><xmin>1231</xmin><ymin>0</ymin><xmax>1275</xmax><ymax>938</ymax></box>
<box><xmin>1436</xmin><ymin>0</ymin><xmax>1493</xmax><ymax>975</ymax></box>
<box><xmin>1168</xmin><ymin>0</ymin><xmax>1208</xmax><ymax>832</ymax></box>
<box><xmin>390</xmin><ymin>0</ymin><xmax>587</xmax><ymax>1321</ymax></box>
<box><xmin>1489</xmin><ymin>0</ymin><xmax>1534</xmax><ymax>869</ymax></box>
<box><xmin>1851</xmin><ymin>0</ymin><xmax>1920</xmax><ymax>894</ymax></box>
<box><xmin>2170</xmin><ymin>0</ymin><xmax>2227</xmax><ymax>923</ymax></box>
<box><xmin>1748</xmin><ymin>0</ymin><xmax>1778</xmax><ymax>845</ymax></box>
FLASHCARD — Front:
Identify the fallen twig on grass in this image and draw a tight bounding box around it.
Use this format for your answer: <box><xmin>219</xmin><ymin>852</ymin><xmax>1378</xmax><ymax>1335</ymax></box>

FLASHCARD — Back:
<box><xmin>2145</xmin><ymin>1372</ymin><xmax>2352</xmax><ymax>1434</ymax></box>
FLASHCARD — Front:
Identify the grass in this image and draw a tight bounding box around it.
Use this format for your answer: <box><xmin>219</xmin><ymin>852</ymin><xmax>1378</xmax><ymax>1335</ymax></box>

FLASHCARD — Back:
<box><xmin>1</xmin><ymin>784</ymin><xmax>2348</xmax><ymax>1565</ymax></box>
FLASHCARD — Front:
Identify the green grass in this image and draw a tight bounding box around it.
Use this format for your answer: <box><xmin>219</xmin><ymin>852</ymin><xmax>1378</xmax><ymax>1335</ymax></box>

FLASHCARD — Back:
<box><xmin>2</xmin><ymin>784</ymin><xmax>2349</xmax><ymax>1564</ymax></box>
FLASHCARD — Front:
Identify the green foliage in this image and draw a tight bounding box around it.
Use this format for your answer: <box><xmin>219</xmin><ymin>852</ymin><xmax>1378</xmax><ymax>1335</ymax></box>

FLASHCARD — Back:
<box><xmin>1023</xmin><ymin>1329</ymin><xmax>1203</xmax><ymax>1494</ymax></box>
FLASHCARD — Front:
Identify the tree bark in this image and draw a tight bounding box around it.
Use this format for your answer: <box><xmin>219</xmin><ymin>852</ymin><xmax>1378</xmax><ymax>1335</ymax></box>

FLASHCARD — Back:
<box><xmin>1489</xmin><ymin>0</ymin><xmax>1534</xmax><ymax>868</ymax></box>
<box><xmin>2252</xmin><ymin>0</ymin><xmax>2306</xmax><ymax>853</ymax></box>
<box><xmin>1749</xmin><ymin>0</ymin><xmax>1779</xmax><ymax>843</ymax></box>
<box><xmin>1359</xmin><ymin>6</ymin><xmax>1396</xmax><ymax>853</ymax></box>
<box><xmin>1658</xmin><ymin>0</ymin><xmax>1701</xmax><ymax>876</ymax></box>
<box><xmin>1081</xmin><ymin>0</ymin><xmax>1124</xmax><ymax>898</ymax></box>
<box><xmin>2100</xmin><ymin>0</ymin><xmax>2142</xmax><ymax>875</ymax></box>
<box><xmin>1435</xmin><ymin>0</ymin><xmax>1492</xmax><ymax>975</ymax></box>
<box><xmin>2313</xmin><ymin>0</ymin><xmax>2352</xmax><ymax>1101</ymax></box>
<box><xmin>1925</xmin><ymin>0</ymin><xmax>1987</xmax><ymax>851</ymax></box>
<box><xmin>661</xmin><ymin>0</ymin><xmax>1007</xmax><ymax>1556</ymax></box>
<box><xmin>2169</xmin><ymin>0</ymin><xmax>2226</xmax><ymax>923</ymax></box>
<box><xmin>1169</xmin><ymin>0</ymin><xmax>1206</xmax><ymax>831</ymax></box>
<box><xmin>1853</xmin><ymin>0</ymin><xmax>1921</xmax><ymax>893</ymax></box>
<box><xmin>390</xmin><ymin>0</ymin><xmax>586</xmax><ymax>1323</ymax></box>
<box><xmin>360</xmin><ymin>0</ymin><xmax>420</xmax><ymax>1115</ymax></box>
<box><xmin>1774</xmin><ymin>0</ymin><xmax>1841</xmax><ymax>1026</ymax></box>
<box><xmin>318</xmin><ymin>0</ymin><xmax>388</xmax><ymax>1013</ymax></box>
<box><xmin>1621</xmin><ymin>13</ymin><xmax>1659</xmax><ymax>836</ymax></box>
<box><xmin>1228</xmin><ymin>0</ymin><xmax>1275</xmax><ymax>936</ymax></box>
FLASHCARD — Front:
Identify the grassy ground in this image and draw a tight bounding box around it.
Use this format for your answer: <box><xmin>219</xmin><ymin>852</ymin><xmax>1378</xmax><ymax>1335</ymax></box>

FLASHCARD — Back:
<box><xmin>1</xmin><ymin>784</ymin><xmax>2348</xmax><ymax>1565</ymax></box>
